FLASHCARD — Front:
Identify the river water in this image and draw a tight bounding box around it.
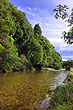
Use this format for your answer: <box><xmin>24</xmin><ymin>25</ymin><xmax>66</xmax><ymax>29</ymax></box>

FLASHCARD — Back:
<box><xmin>0</xmin><ymin>70</ymin><xmax>67</xmax><ymax>110</ymax></box>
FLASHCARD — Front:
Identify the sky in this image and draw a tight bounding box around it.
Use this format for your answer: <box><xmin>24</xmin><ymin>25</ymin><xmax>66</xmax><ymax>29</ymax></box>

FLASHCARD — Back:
<box><xmin>9</xmin><ymin>0</ymin><xmax>73</xmax><ymax>61</ymax></box>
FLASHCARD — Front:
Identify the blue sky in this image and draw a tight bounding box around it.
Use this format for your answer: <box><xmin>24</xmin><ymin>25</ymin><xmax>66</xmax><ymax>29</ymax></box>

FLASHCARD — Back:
<box><xmin>9</xmin><ymin>0</ymin><xmax>73</xmax><ymax>61</ymax></box>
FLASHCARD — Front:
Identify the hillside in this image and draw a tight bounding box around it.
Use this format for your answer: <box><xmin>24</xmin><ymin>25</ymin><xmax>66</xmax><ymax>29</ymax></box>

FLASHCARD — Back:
<box><xmin>0</xmin><ymin>0</ymin><xmax>63</xmax><ymax>72</ymax></box>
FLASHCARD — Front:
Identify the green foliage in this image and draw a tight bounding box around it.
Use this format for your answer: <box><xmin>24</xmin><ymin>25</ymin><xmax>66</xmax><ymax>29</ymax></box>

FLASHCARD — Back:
<box><xmin>52</xmin><ymin>50</ymin><xmax>63</xmax><ymax>69</ymax></box>
<box><xmin>63</xmin><ymin>59</ymin><xmax>73</xmax><ymax>70</ymax></box>
<box><xmin>0</xmin><ymin>0</ymin><xmax>63</xmax><ymax>72</ymax></box>
<box><xmin>55</xmin><ymin>101</ymin><xmax>73</xmax><ymax>110</ymax></box>
<box><xmin>53</xmin><ymin>5</ymin><xmax>73</xmax><ymax>44</ymax></box>
<box><xmin>20</xmin><ymin>54</ymin><xmax>28</xmax><ymax>65</ymax></box>
<box><xmin>48</xmin><ymin>73</ymin><xmax>73</xmax><ymax>110</ymax></box>
<box><xmin>0</xmin><ymin>0</ymin><xmax>22</xmax><ymax>72</ymax></box>
<box><xmin>24</xmin><ymin>38</ymin><xmax>43</xmax><ymax>65</ymax></box>
<box><xmin>34</xmin><ymin>23</ymin><xmax>42</xmax><ymax>36</ymax></box>
<box><xmin>49</xmin><ymin>81</ymin><xmax>73</xmax><ymax>108</ymax></box>
<box><xmin>62</xmin><ymin>27</ymin><xmax>73</xmax><ymax>44</ymax></box>
<box><xmin>0</xmin><ymin>34</ymin><xmax>22</xmax><ymax>72</ymax></box>
<box><xmin>65</xmin><ymin>72</ymin><xmax>73</xmax><ymax>82</ymax></box>
<box><xmin>53</xmin><ymin>4</ymin><xmax>69</xmax><ymax>20</ymax></box>
<box><xmin>43</xmin><ymin>68</ymin><xmax>54</xmax><ymax>70</ymax></box>
<box><xmin>34</xmin><ymin>25</ymin><xmax>62</xmax><ymax>69</ymax></box>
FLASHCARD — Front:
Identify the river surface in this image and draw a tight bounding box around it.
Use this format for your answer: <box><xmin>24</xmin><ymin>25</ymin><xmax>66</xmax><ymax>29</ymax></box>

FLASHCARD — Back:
<box><xmin>0</xmin><ymin>70</ymin><xmax>67</xmax><ymax>110</ymax></box>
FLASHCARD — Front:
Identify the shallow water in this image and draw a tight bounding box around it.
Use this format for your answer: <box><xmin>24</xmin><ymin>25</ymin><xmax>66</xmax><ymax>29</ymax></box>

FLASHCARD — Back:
<box><xmin>0</xmin><ymin>70</ymin><xmax>67</xmax><ymax>110</ymax></box>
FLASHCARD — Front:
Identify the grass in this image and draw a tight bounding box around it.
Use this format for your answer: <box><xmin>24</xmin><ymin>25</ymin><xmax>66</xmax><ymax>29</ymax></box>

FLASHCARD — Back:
<box><xmin>55</xmin><ymin>101</ymin><xmax>73</xmax><ymax>110</ymax></box>
<box><xmin>47</xmin><ymin>72</ymin><xmax>73</xmax><ymax>110</ymax></box>
<box><xmin>43</xmin><ymin>68</ymin><xmax>54</xmax><ymax>71</ymax></box>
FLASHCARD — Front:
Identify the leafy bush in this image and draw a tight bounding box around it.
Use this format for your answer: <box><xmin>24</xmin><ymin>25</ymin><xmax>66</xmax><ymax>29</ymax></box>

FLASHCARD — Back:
<box><xmin>63</xmin><ymin>59</ymin><xmax>73</xmax><ymax>70</ymax></box>
<box><xmin>55</xmin><ymin>101</ymin><xmax>73</xmax><ymax>110</ymax></box>
<box><xmin>49</xmin><ymin>81</ymin><xmax>73</xmax><ymax>107</ymax></box>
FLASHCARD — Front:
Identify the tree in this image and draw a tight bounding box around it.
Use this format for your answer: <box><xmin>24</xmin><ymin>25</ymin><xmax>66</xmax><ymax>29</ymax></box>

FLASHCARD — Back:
<box><xmin>34</xmin><ymin>24</ymin><xmax>63</xmax><ymax>69</ymax></box>
<box><xmin>63</xmin><ymin>59</ymin><xmax>73</xmax><ymax>70</ymax></box>
<box><xmin>24</xmin><ymin>38</ymin><xmax>43</xmax><ymax>65</ymax></box>
<box><xmin>53</xmin><ymin>5</ymin><xmax>73</xmax><ymax>44</ymax></box>
<box><xmin>34</xmin><ymin>23</ymin><xmax>42</xmax><ymax>36</ymax></box>
<box><xmin>0</xmin><ymin>0</ymin><xmax>63</xmax><ymax>72</ymax></box>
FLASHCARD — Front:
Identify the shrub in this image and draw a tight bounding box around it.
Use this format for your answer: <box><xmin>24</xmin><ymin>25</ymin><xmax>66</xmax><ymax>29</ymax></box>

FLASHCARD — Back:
<box><xmin>49</xmin><ymin>81</ymin><xmax>73</xmax><ymax>107</ymax></box>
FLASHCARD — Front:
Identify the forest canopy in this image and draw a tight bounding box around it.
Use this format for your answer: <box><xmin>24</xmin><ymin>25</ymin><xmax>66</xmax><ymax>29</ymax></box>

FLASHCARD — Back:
<box><xmin>0</xmin><ymin>0</ymin><xmax>63</xmax><ymax>73</ymax></box>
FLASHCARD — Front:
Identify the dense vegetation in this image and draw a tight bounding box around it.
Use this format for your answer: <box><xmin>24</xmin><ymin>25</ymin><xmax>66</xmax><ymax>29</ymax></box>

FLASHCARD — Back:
<box><xmin>48</xmin><ymin>72</ymin><xmax>73</xmax><ymax>110</ymax></box>
<box><xmin>63</xmin><ymin>59</ymin><xmax>73</xmax><ymax>70</ymax></box>
<box><xmin>0</xmin><ymin>0</ymin><xmax>63</xmax><ymax>73</ymax></box>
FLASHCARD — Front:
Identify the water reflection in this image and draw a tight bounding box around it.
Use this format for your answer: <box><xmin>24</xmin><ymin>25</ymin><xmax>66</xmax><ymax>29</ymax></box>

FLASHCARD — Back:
<box><xmin>0</xmin><ymin>70</ymin><xmax>67</xmax><ymax>110</ymax></box>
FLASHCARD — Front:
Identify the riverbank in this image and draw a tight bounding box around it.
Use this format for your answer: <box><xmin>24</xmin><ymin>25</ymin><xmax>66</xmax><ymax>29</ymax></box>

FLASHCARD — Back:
<box><xmin>47</xmin><ymin>71</ymin><xmax>73</xmax><ymax>110</ymax></box>
<box><xmin>0</xmin><ymin>66</ymin><xmax>55</xmax><ymax>74</ymax></box>
<box><xmin>43</xmin><ymin>68</ymin><xmax>54</xmax><ymax>71</ymax></box>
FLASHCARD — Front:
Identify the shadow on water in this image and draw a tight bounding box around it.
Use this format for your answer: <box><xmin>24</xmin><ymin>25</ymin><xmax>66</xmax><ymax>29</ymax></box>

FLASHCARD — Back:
<box><xmin>0</xmin><ymin>70</ymin><xmax>67</xmax><ymax>110</ymax></box>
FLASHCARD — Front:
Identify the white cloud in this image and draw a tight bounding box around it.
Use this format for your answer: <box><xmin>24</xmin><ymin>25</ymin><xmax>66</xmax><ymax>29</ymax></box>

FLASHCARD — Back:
<box><xmin>62</xmin><ymin>59</ymin><xmax>67</xmax><ymax>61</ymax></box>
<box><xmin>27</xmin><ymin>7</ymin><xmax>31</xmax><ymax>10</ymax></box>
<box><xmin>62</xmin><ymin>56</ymin><xmax>73</xmax><ymax>60</ymax></box>
<box><xmin>33</xmin><ymin>8</ymin><xmax>37</xmax><ymax>11</ymax></box>
<box><xmin>17</xmin><ymin>6</ymin><xmax>24</xmax><ymax>12</ymax></box>
<box><xmin>58</xmin><ymin>44</ymin><xmax>73</xmax><ymax>52</ymax></box>
<box><xmin>49</xmin><ymin>38</ymin><xmax>62</xmax><ymax>44</ymax></box>
<box><xmin>62</xmin><ymin>56</ymin><xmax>73</xmax><ymax>58</ymax></box>
<box><xmin>53</xmin><ymin>0</ymin><xmax>73</xmax><ymax>10</ymax></box>
<box><xmin>17</xmin><ymin>1</ymin><xmax>73</xmax><ymax>60</ymax></box>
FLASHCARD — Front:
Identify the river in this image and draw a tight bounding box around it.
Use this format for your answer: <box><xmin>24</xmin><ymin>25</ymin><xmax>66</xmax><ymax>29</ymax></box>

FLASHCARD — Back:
<box><xmin>0</xmin><ymin>70</ymin><xmax>67</xmax><ymax>110</ymax></box>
